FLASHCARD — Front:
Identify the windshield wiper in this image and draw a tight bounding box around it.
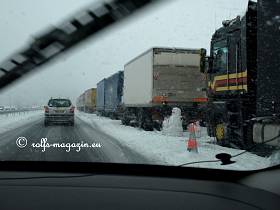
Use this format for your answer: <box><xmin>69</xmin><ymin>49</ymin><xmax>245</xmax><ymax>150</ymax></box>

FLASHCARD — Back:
<box><xmin>178</xmin><ymin>133</ymin><xmax>280</xmax><ymax>167</ymax></box>
<box><xmin>0</xmin><ymin>0</ymin><xmax>158</xmax><ymax>90</ymax></box>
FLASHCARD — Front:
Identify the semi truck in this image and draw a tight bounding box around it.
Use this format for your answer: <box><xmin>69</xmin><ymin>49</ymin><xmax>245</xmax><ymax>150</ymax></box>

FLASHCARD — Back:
<box><xmin>84</xmin><ymin>88</ymin><xmax>96</xmax><ymax>113</ymax></box>
<box><xmin>76</xmin><ymin>93</ymin><xmax>85</xmax><ymax>112</ymax></box>
<box><xmin>204</xmin><ymin>0</ymin><xmax>280</xmax><ymax>150</ymax></box>
<box><xmin>96</xmin><ymin>71</ymin><xmax>124</xmax><ymax>119</ymax></box>
<box><xmin>96</xmin><ymin>79</ymin><xmax>106</xmax><ymax>115</ymax></box>
<box><xmin>121</xmin><ymin>47</ymin><xmax>207</xmax><ymax>130</ymax></box>
<box><xmin>76</xmin><ymin>88</ymin><xmax>96</xmax><ymax>113</ymax></box>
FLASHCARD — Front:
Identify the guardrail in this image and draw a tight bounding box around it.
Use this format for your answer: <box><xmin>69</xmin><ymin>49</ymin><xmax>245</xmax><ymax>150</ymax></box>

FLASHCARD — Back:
<box><xmin>0</xmin><ymin>108</ymin><xmax>42</xmax><ymax>116</ymax></box>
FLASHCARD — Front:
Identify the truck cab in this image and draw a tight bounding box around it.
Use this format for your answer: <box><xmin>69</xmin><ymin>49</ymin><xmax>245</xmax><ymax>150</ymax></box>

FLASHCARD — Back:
<box><xmin>205</xmin><ymin>1</ymin><xmax>257</xmax><ymax>148</ymax></box>
<box><xmin>209</xmin><ymin>26</ymin><xmax>245</xmax><ymax>96</ymax></box>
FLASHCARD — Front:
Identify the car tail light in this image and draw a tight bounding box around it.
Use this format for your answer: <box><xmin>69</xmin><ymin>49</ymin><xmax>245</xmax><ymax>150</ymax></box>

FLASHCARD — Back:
<box><xmin>70</xmin><ymin>106</ymin><xmax>75</xmax><ymax>113</ymax></box>
<box><xmin>44</xmin><ymin>106</ymin><xmax>49</xmax><ymax>113</ymax></box>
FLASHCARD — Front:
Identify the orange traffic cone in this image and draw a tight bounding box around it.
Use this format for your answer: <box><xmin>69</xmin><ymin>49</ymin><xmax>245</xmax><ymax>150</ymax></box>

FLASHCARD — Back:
<box><xmin>187</xmin><ymin>123</ymin><xmax>198</xmax><ymax>153</ymax></box>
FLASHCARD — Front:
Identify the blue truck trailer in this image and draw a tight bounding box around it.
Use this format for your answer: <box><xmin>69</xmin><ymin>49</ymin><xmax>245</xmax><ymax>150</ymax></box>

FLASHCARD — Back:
<box><xmin>104</xmin><ymin>71</ymin><xmax>124</xmax><ymax>119</ymax></box>
<box><xmin>96</xmin><ymin>79</ymin><xmax>106</xmax><ymax>115</ymax></box>
<box><xmin>96</xmin><ymin>71</ymin><xmax>124</xmax><ymax>118</ymax></box>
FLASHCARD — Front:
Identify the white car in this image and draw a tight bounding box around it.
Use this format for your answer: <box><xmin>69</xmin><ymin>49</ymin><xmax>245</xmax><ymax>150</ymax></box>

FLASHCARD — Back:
<box><xmin>44</xmin><ymin>98</ymin><xmax>75</xmax><ymax>126</ymax></box>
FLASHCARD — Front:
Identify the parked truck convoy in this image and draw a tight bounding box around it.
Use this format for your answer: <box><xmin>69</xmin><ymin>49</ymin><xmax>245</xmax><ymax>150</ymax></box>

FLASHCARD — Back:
<box><xmin>77</xmin><ymin>48</ymin><xmax>207</xmax><ymax>130</ymax></box>
<box><xmin>77</xmin><ymin>0</ymin><xmax>280</xmax><ymax>150</ymax></box>
<box><xmin>77</xmin><ymin>47</ymin><xmax>207</xmax><ymax>130</ymax></box>
<box><xmin>76</xmin><ymin>88</ymin><xmax>96</xmax><ymax>113</ymax></box>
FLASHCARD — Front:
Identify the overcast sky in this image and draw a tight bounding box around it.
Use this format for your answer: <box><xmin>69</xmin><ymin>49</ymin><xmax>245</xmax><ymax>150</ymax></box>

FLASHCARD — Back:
<box><xmin>0</xmin><ymin>0</ymin><xmax>249</xmax><ymax>107</ymax></box>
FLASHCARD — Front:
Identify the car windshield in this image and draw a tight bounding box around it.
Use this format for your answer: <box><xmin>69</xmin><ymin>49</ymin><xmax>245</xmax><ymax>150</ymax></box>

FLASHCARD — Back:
<box><xmin>0</xmin><ymin>0</ymin><xmax>279</xmax><ymax>171</ymax></box>
<box><xmin>48</xmin><ymin>99</ymin><xmax>71</xmax><ymax>107</ymax></box>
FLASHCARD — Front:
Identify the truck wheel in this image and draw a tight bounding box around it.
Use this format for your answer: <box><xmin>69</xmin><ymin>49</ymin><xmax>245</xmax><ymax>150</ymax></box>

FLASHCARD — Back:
<box><xmin>215</xmin><ymin>123</ymin><xmax>229</xmax><ymax>146</ymax></box>
<box><xmin>140</xmin><ymin>117</ymin><xmax>154</xmax><ymax>131</ymax></box>
<box><xmin>137</xmin><ymin>110</ymin><xmax>153</xmax><ymax>131</ymax></box>
<box><xmin>44</xmin><ymin>120</ymin><xmax>49</xmax><ymax>127</ymax></box>
<box><xmin>142</xmin><ymin>122</ymin><xmax>153</xmax><ymax>131</ymax></box>
<box><xmin>121</xmin><ymin>118</ymin><xmax>128</xmax><ymax>125</ymax></box>
<box><xmin>153</xmin><ymin>121</ymin><xmax>162</xmax><ymax>131</ymax></box>
<box><xmin>121</xmin><ymin>111</ymin><xmax>130</xmax><ymax>125</ymax></box>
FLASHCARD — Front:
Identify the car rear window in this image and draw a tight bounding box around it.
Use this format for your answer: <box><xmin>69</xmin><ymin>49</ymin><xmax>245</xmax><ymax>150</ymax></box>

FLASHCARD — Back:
<box><xmin>48</xmin><ymin>99</ymin><xmax>71</xmax><ymax>107</ymax></box>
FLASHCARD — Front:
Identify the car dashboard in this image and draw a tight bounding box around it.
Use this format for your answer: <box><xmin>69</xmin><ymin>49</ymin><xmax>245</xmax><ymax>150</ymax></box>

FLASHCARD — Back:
<box><xmin>0</xmin><ymin>162</ymin><xmax>279</xmax><ymax>210</ymax></box>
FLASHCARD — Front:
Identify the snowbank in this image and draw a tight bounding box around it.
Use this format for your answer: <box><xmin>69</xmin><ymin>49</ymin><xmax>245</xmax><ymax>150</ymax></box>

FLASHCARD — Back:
<box><xmin>0</xmin><ymin>111</ymin><xmax>42</xmax><ymax>134</ymax></box>
<box><xmin>77</xmin><ymin>112</ymin><xmax>271</xmax><ymax>171</ymax></box>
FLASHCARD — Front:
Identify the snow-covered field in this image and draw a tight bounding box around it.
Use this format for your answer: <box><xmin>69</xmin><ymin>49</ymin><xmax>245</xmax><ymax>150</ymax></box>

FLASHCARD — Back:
<box><xmin>77</xmin><ymin>111</ymin><xmax>274</xmax><ymax>171</ymax></box>
<box><xmin>0</xmin><ymin>111</ymin><xmax>42</xmax><ymax>134</ymax></box>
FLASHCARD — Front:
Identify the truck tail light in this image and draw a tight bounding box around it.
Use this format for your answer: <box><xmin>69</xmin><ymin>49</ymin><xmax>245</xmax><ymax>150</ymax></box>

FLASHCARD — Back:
<box><xmin>152</xmin><ymin>96</ymin><xmax>168</xmax><ymax>103</ymax></box>
<box><xmin>192</xmin><ymin>97</ymin><xmax>208</xmax><ymax>102</ymax></box>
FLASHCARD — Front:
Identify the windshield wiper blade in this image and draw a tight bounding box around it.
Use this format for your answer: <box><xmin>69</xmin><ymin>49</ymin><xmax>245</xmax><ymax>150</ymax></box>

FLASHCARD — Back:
<box><xmin>0</xmin><ymin>0</ymin><xmax>158</xmax><ymax>89</ymax></box>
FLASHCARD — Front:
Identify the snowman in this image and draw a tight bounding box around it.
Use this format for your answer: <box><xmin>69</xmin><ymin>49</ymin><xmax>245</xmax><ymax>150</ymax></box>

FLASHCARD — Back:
<box><xmin>162</xmin><ymin>107</ymin><xmax>183</xmax><ymax>137</ymax></box>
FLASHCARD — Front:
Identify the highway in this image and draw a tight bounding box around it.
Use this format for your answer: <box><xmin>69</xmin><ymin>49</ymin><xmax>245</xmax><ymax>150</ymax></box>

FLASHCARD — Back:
<box><xmin>0</xmin><ymin>114</ymin><xmax>151</xmax><ymax>164</ymax></box>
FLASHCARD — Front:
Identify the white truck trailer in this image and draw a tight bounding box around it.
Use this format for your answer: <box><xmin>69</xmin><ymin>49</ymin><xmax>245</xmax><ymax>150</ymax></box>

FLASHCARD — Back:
<box><xmin>122</xmin><ymin>47</ymin><xmax>207</xmax><ymax>130</ymax></box>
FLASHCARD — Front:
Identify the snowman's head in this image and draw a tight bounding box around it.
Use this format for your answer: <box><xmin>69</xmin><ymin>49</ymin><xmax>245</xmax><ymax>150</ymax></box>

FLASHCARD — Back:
<box><xmin>172</xmin><ymin>107</ymin><xmax>181</xmax><ymax>116</ymax></box>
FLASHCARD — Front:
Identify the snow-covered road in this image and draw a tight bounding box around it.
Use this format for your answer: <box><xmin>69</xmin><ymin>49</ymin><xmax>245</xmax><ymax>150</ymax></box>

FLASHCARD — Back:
<box><xmin>0</xmin><ymin>110</ymin><xmax>277</xmax><ymax>170</ymax></box>
<box><xmin>0</xmin><ymin>110</ymin><xmax>42</xmax><ymax>134</ymax></box>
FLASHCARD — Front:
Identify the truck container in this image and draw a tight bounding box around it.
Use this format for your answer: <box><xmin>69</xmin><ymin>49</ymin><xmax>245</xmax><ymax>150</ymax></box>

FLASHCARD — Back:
<box><xmin>76</xmin><ymin>93</ymin><xmax>85</xmax><ymax>112</ymax></box>
<box><xmin>84</xmin><ymin>88</ymin><xmax>96</xmax><ymax>113</ymax></box>
<box><xmin>122</xmin><ymin>47</ymin><xmax>207</xmax><ymax>130</ymax></box>
<box><xmin>123</xmin><ymin>47</ymin><xmax>206</xmax><ymax>106</ymax></box>
<box><xmin>96</xmin><ymin>79</ymin><xmax>106</xmax><ymax>114</ymax></box>
<box><xmin>104</xmin><ymin>71</ymin><xmax>124</xmax><ymax>119</ymax></box>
